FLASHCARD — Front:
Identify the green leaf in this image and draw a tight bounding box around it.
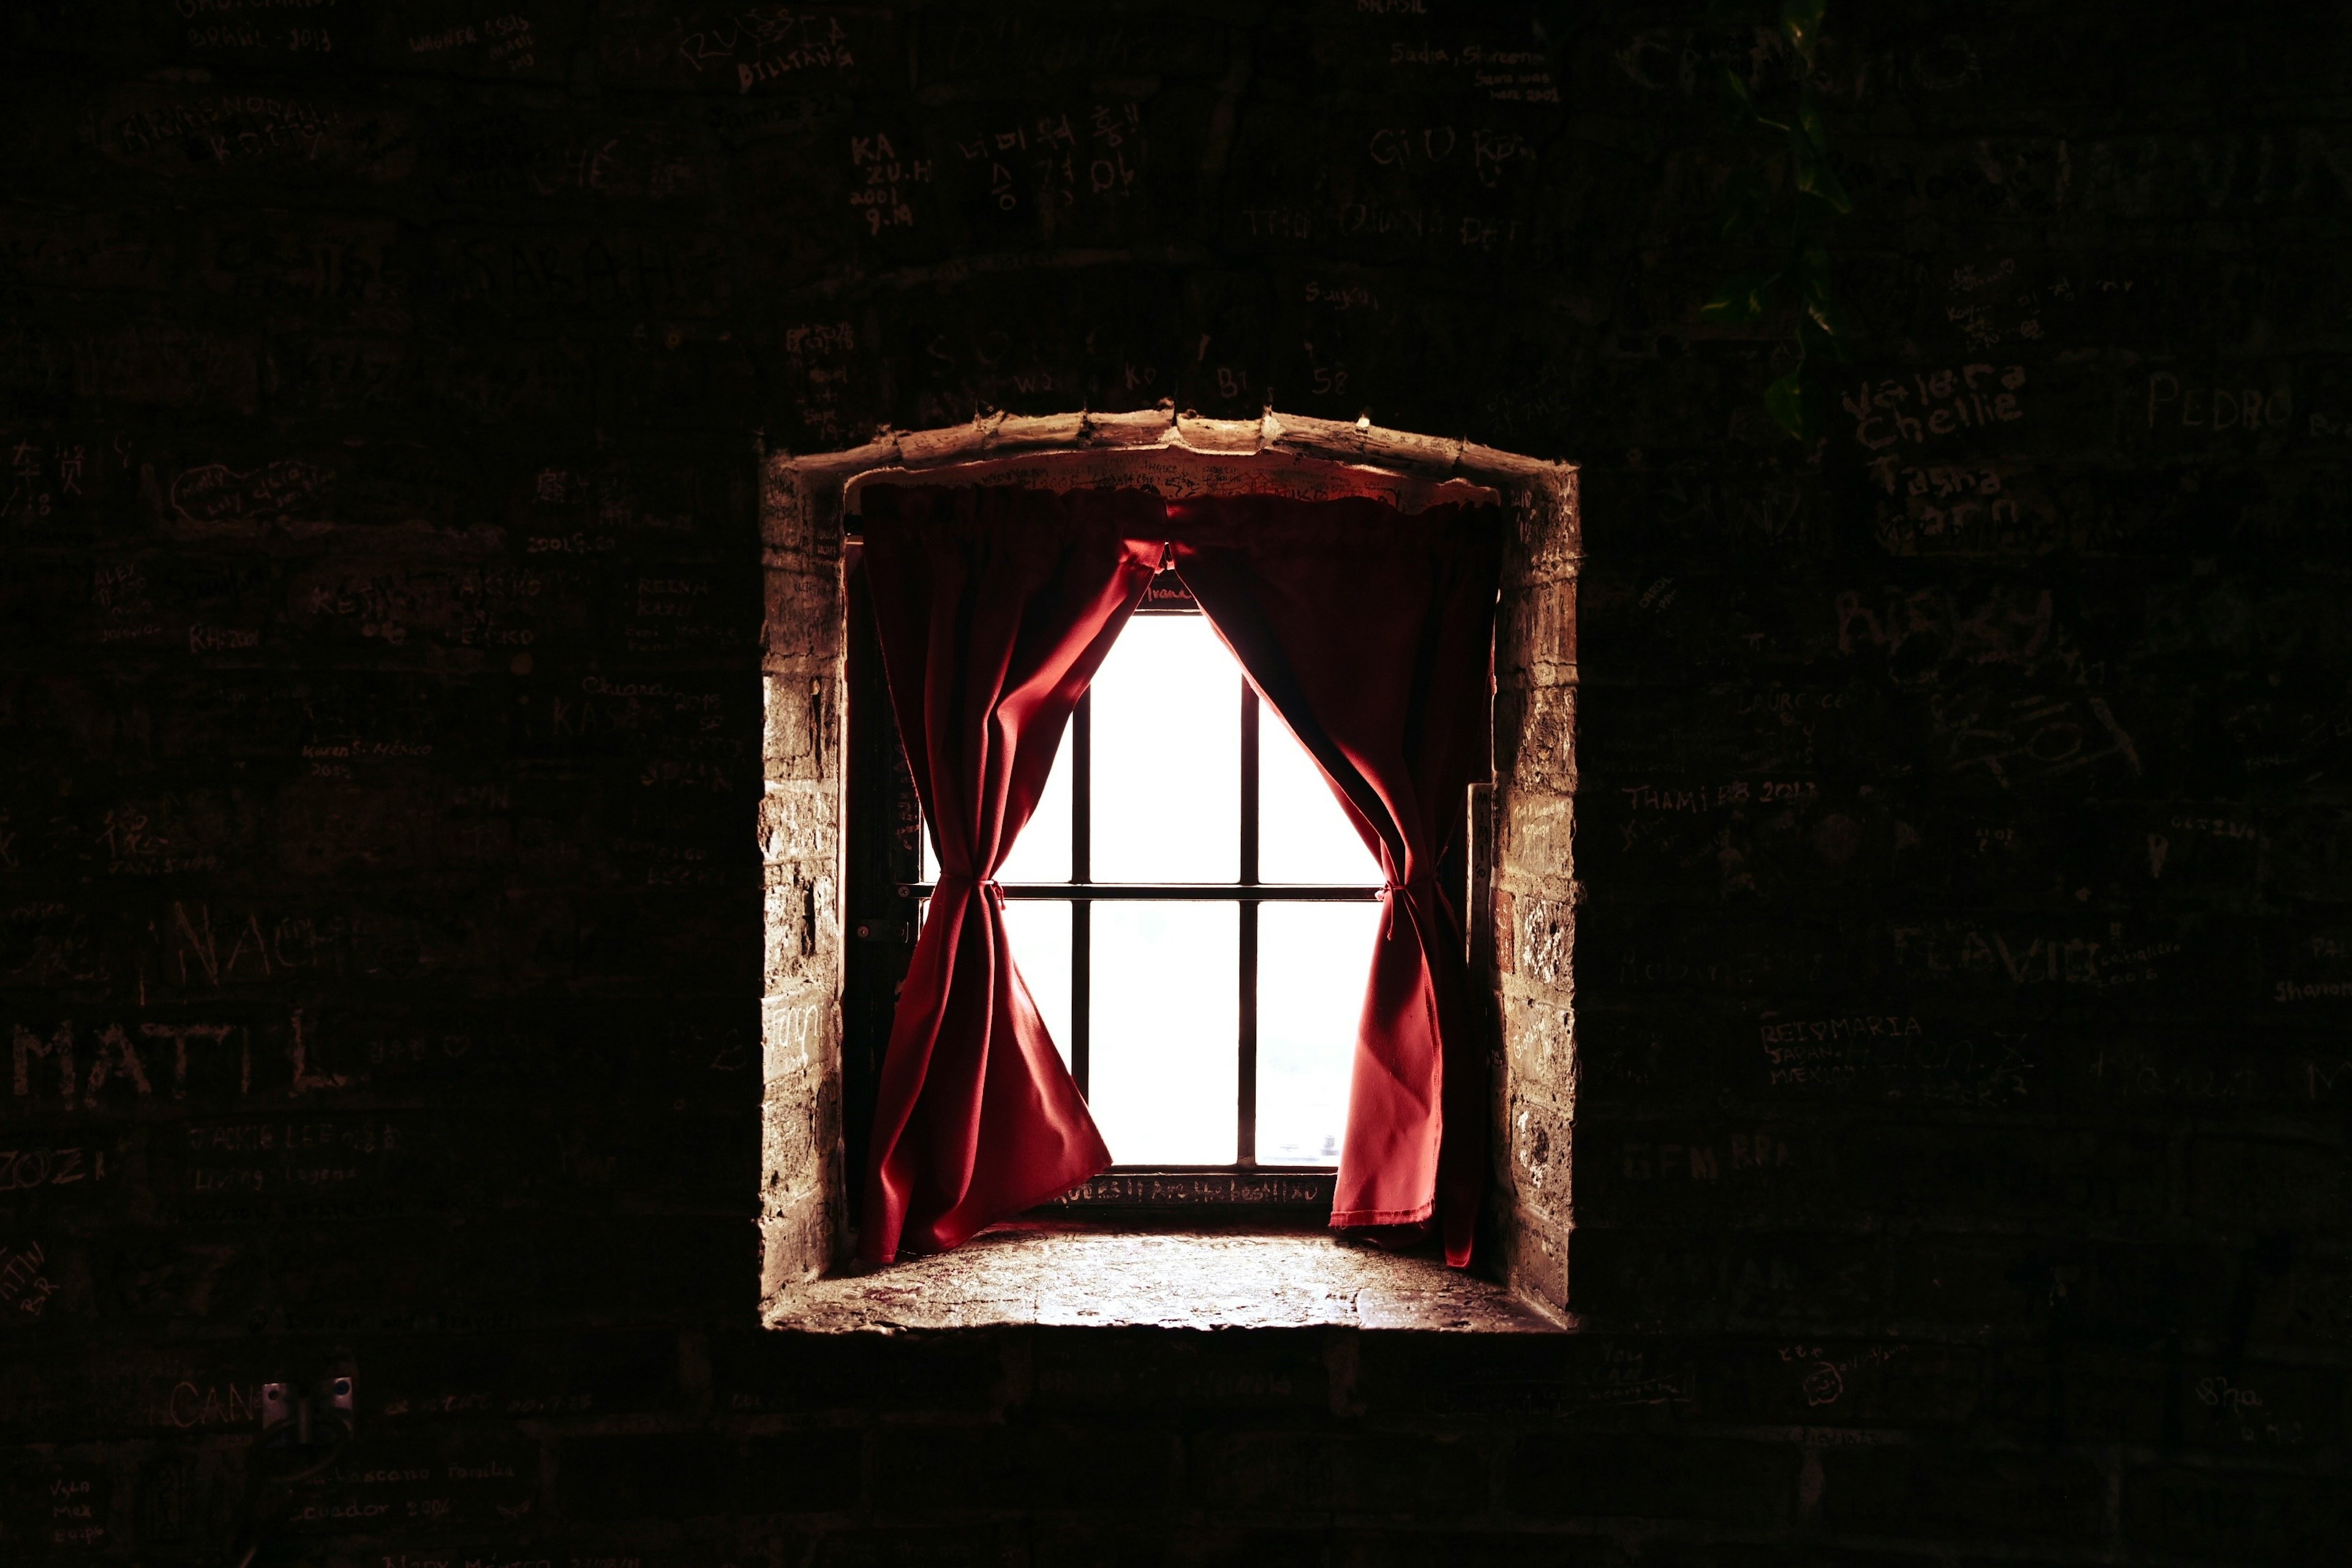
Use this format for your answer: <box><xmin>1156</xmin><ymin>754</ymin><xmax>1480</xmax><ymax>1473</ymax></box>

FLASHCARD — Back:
<box><xmin>1798</xmin><ymin>165</ymin><xmax>1853</xmax><ymax>214</ymax></box>
<box><xmin>1795</xmin><ymin>92</ymin><xmax>1830</xmax><ymax>154</ymax></box>
<box><xmin>1764</xmin><ymin>366</ymin><xmax>1810</xmax><ymax>439</ymax></box>
<box><xmin>1794</xmin><ymin>243</ymin><xmax>1833</xmax><ymax>301</ymax></box>
<box><xmin>1787</xmin><ymin>126</ymin><xmax>1853</xmax><ymax>213</ymax></box>
<box><xmin>1806</xmin><ymin>294</ymin><xmax>1861</xmax><ymax>342</ymax></box>
<box><xmin>1793</xmin><ymin>300</ymin><xmax>1855</xmax><ymax>363</ymax></box>
<box><xmin>1719</xmin><ymin>65</ymin><xmax>1757</xmax><ymax>124</ymax></box>
<box><xmin>1700</xmin><ymin>270</ymin><xmax>1782</xmax><ymax>324</ymax></box>
<box><xmin>1779</xmin><ymin>0</ymin><xmax>1827</xmax><ymax>59</ymax></box>
<box><xmin>1720</xmin><ymin>167</ymin><xmax>1773</xmax><ymax>240</ymax></box>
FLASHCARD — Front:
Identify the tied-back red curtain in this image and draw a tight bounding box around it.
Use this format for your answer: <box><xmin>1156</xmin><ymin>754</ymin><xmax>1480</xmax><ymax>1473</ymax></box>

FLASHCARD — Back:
<box><xmin>1168</xmin><ymin>496</ymin><xmax>1502</xmax><ymax>1267</ymax></box>
<box><xmin>858</xmin><ymin>484</ymin><xmax>1166</xmax><ymax>1264</ymax></box>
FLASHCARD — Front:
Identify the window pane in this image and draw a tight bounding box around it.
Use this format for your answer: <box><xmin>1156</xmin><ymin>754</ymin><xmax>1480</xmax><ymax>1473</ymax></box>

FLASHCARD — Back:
<box><xmin>1000</xmin><ymin>899</ymin><xmax>1072</xmax><ymax>1068</ymax></box>
<box><xmin>1257</xmin><ymin>902</ymin><xmax>1380</xmax><ymax>1167</ymax></box>
<box><xmin>1091</xmin><ymin>616</ymin><xmax>1240</xmax><ymax>882</ymax></box>
<box><xmin>1260</xmin><ymin>707</ymin><xmax>1382</xmax><ymax>884</ymax></box>
<box><xmin>998</xmin><ymin>726</ymin><xmax>1072</xmax><ymax>883</ymax></box>
<box><xmin>1089</xmin><ymin>902</ymin><xmax>1237</xmax><ymax>1163</ymax></box>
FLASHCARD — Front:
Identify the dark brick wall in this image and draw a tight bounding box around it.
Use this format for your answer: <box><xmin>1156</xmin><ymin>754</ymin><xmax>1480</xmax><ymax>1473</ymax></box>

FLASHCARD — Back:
<box><xmin>2</xmin><ymin>2</ymin><xmax>2345</xmax><ymax>1563</ymax></box>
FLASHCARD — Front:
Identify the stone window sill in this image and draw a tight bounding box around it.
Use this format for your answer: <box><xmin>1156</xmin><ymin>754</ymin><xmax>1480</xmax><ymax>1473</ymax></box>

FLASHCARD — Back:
<box><xmin>764</xmin><ymin>1221</ymin><xmax>1566</xmax><ymax>1333</ymax></box>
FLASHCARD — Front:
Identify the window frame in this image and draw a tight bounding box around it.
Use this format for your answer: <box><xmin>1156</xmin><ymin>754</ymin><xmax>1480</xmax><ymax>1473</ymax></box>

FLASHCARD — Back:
<box><xmin>760</xmin><ymin>409</ymin><xmax>1578</xmax><ymax>1306</ymax></box>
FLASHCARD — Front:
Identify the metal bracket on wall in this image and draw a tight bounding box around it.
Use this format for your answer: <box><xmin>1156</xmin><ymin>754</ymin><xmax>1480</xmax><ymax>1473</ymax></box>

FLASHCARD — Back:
<box><xmin>254</xmin><ymin>1376</ymin><xmax>356</xmax><ymax>1479</ymax></box>
<box><xmin>228</xmin><ymin>1374</ymin><xmax>358</xmax><ymax>1568</ymax></box>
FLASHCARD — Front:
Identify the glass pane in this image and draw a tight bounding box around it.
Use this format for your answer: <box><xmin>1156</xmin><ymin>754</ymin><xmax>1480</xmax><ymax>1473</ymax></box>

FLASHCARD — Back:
<box><xmin>1090</xmin><ymin>902</ymin><xmax>1237</xmax><ymax>1163</ymax></box>
<box><xmin>1260</xmin><ymin>707</ymin><xmax>1383</xmax><ymax>884</ymax></box>
<box><xmin>1257</xmin><ymin>902</ymin><xmax>1380</xmax><ymax>1167</ymax></box>
<box><xmin>1091</xmin><ymin>617</ymin><xmax>1240</xmax><ymax>882</ymax></box>
<box><xmin>998</xmin><ymin>727</ymin><xmax>1072</xmax><ymax>883</ymax></box>
<box><xmin>1000</xmin><ymin>899</ymin><xmax>1072</xmax><ymax>1068</ymax></box>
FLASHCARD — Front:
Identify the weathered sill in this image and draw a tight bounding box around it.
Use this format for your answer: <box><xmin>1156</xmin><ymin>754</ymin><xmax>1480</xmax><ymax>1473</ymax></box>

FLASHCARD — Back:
<box><xmin>764</xmin><ymin>1221</ymin><xmax>1567</xmax><ymax>1333</ymax></box>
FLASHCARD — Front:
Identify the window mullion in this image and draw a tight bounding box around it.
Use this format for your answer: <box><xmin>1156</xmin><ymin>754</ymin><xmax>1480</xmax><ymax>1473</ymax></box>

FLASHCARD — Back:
<box><xmin>1072</xmin><ymin>688</ymin><xmax>1091</xmax><ymax>1099</ymax></box>
<box><xmin>1238</xmin><ymin>681</ymin><xmax>1259</xmax><ymax>1168</ymax></box>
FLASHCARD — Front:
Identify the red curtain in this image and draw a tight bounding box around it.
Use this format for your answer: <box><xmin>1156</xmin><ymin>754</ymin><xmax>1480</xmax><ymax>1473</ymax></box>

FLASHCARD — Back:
<box><xmin>1168</xmin><ymin>496</ymin><xmax>1501</xmax><ymax>1267</ymax></box>
<box><xmin>857</xmin><ymin>484</ymin><xmax>1166</xmax><ymax>1264</ymax></box>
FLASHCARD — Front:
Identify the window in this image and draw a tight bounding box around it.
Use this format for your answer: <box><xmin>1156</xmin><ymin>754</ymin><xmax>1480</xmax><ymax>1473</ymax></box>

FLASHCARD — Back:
<box><xmin>905</xmin><ymin>576</ymin><xmax>1385</xmax><ymax>1174</ymax></box>
<box><xmin>769</xmin><ymin>412</ymin><xmax>1577</xmax><ymax>1316</ymax></box>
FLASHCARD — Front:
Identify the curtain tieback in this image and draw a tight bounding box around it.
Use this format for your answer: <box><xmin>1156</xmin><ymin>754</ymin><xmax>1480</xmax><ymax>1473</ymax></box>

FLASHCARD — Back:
<box><xmin>1379</xmin><ymin>873</ymin><xmax>1439</xmax><ymax>937</ymax></box>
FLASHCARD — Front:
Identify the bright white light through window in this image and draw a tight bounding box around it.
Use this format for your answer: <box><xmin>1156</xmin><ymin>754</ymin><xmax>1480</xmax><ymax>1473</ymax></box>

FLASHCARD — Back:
<box><xmin>997</xmin><ymin>735</ymin><xmax>1072</xmax><ymax>884</ymax></box>
<box><xmin>1260</xmin><ymin>707</ymin><xmax>1383</xmax><ymax>884</ymax></box>
<box><xmin>1000</xmin><ymin>899</ymin><xmax>1071</xmax><ymax>1065</ymax></box>
<box><xmin>1257</xmin><ymin>902</ymin><xmax>1379</xmax><ymax>1164</ymax></box>
<box><xmin>1090</xmin><ymin>617</ymin><xmax>1239</xmax><ymax>881</ymax></box>
<box><xmin>916</xmin><ymin>608</ymin><xmax>1387</xmax><ymax>1172</ymax></box>
<box><xmin>1088</xmin><ymin>902</ymin><xmax>1238</xmax><ymax>1163</ymax></box>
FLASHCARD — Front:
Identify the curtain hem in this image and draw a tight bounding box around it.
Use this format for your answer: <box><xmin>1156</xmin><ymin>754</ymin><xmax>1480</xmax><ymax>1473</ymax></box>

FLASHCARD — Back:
<box><xmin>1329</xmin><ymin>1202</ymin><xmax>1436</xmax><ymax>1227</ymax></box>
<box><xmin>891</xmin><ymin>1152</ymin><xmax>1117</xmax><ymax>1259</ymax></box>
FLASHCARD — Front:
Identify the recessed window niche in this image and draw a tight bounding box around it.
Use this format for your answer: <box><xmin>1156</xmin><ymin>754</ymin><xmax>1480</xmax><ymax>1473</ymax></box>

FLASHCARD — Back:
<box><xmin>757</xmin><ymin>407</ymin><xmax>1577</xmax><ymax>1322</ymax></box>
